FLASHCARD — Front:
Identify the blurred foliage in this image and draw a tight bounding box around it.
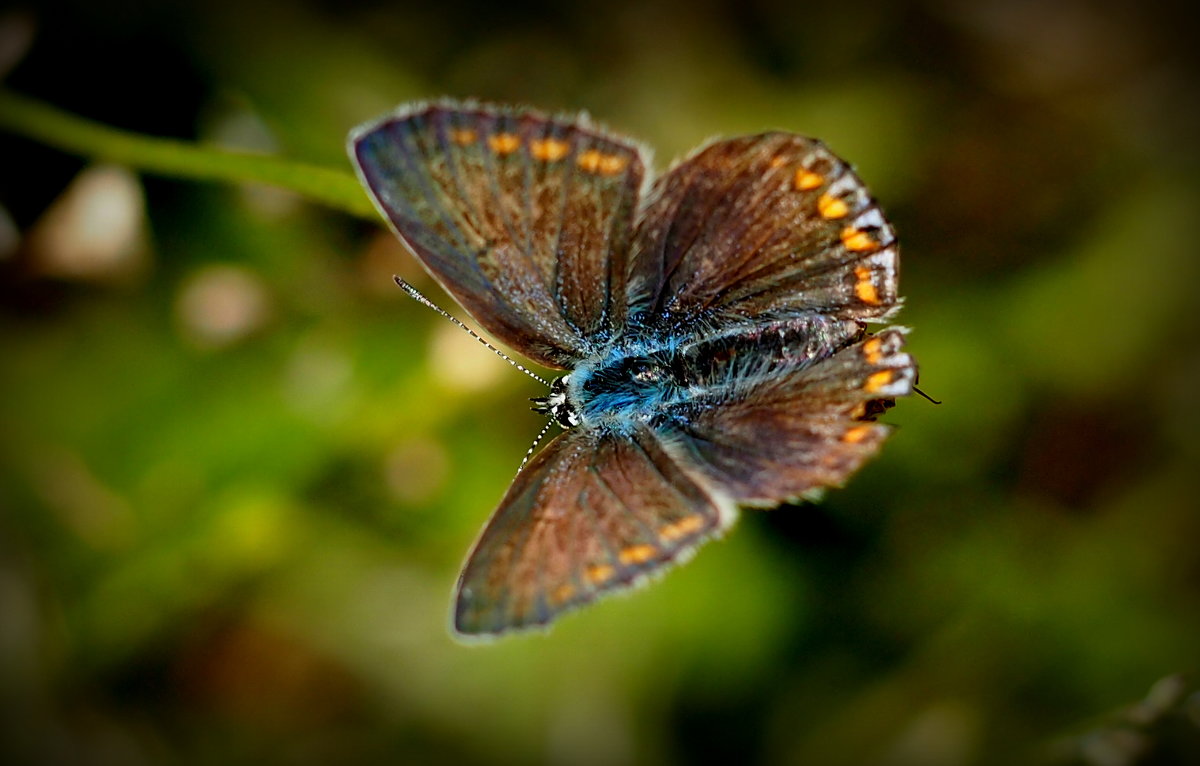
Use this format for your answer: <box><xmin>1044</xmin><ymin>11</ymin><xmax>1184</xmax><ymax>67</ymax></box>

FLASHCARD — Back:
<box><xmin>1045</xmin><ymin>674</ymin><xmax>1200</xmax><ymax>766</ymax></box>
<box><xmin>1</xmin><ymin>0</ymin><xmax>1199</xmax><ymax>765</ymax></box>
<box><xmin>0</xmin><ymin>89</ymin><xmax>376</xmax><ymax>218</ymax></box>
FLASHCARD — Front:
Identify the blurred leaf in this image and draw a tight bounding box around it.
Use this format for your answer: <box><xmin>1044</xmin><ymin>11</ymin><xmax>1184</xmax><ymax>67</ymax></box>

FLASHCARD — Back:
<box><xmin>0</xmin><ymin>88</ymin><xmax>375</xmax><ymax>218</ymax></box>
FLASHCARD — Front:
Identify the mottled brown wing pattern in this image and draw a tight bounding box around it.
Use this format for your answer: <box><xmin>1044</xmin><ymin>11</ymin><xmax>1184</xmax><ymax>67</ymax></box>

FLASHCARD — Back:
<box><xmin>626</xmin><ymin>133</ymin><xmax>898</xmax><ymax>327</ymax></box>
<box><xmin>454</xmin><ymin>423</ymin><xmax>731</xmax><ymax>636</ymax></box>
<box><xmin>665</xmin><ymin>329</ymin><xmax>915</xmax><ymax>505</ymax></box>
<box><xmin>351</xmin><ymin>103</ymin><xmax>646</xmax><ymax>368</ymax></box>
<box><xmin>350</xmin><ymin>101</ymin><xmax>920</xmax><ymax>639</ymax></box>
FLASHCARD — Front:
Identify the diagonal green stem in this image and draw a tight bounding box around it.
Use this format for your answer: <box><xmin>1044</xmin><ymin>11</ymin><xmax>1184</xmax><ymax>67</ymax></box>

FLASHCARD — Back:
<box><xmin>0</xmin><ymin>88</ymin><xmax>377</xmax><ymax>219</ymax></box>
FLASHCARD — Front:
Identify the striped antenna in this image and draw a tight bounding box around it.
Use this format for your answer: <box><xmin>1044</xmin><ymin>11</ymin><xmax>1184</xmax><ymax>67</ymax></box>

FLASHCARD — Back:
<box><xmin>393</xmin><ymin>276</ymin><xmax>550</xmax><ymax>386</ymax></box>
<box><xmin>519</xmin><ymin>418</ymin><xmax>556</xmax><ymax>473</ymax></box>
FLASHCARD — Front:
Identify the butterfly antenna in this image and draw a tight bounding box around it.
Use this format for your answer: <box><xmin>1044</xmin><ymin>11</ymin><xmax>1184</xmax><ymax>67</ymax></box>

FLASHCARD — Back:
<box><xmin>518</xmin><ymin>418</ymin><xmax>556</xmax><ymax>473</ymax></box>
<box><xmin>914</xmin><ymin>385</ymin><xmax>941</xmax><ymax>405</ymax></box>
<box><xmin>393</xmin><ymin>276</ymin><xmax>549</xmax><ymax>386</ymax></box>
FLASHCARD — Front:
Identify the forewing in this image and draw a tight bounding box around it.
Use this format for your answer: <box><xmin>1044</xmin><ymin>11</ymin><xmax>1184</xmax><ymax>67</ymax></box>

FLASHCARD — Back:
<box><xmin>665</xmin><ymin>329</ymin><xmax>915</xmax><ymax>505</ymax></box>
<box><xmin>626</xmin><ymin>133</ymin><xmax>898</xmax><ymax>327</ymax></box>
<box><xmin>453</xmin><ymin>423</ymin><xmax>732</xmax><ymax>636</ymax></box>
<box><xmin>350</xmin><ymin>102</ymin><xmax>646</xmax><ymax>368</ymax></box>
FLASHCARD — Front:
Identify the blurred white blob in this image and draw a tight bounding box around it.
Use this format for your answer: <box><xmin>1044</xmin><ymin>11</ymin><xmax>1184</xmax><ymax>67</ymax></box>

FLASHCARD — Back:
<box><xmin>383</xmin><ymin>438</ymin><xmax>449</xmax><ymax>506</ymax></box>
<box><xmin>878</xmin><ymin>700</ymin><xmax>980</xmax><ymax>766</ymax></box>
<box><xmin>0</xmin><ymin>9</ymin><xmax>35</xmax><ymax>80</ymax></box>
<box><xmin>283</xmin><ymin>338</ymin><xmax>353</xmax><ymax>418</ymax></box>
<box><xmin>357</xmin><ymin>230</ymin><xmax>428</xmax><ymax>297</ymax></box>
<box><xmin>0</xmin><ymin>203</ymin><xmax>17</xmax><ymax>261</ymax></box>
<box><xmin>202</xmin><ymin>97</ymin><xmax>300</xmax><ymax>219</ymax></box>
<box><xmin>1187</xmin><ymin>690</ymin><xmax>1200</xmax><ymax>729</ymax></box>
<box><xmin>175</xmin><ymin>264</ymin><xmax>271</xmax><ymax>348</ymax></box>
<box><xmin>27</xmin><ymin>164</ymin><xmax>149</xmax><ymax>282</ymax></box>
<box><xmin>547</xmin><ymin>689</ymin><xmax>634</xmax><ymax>766</ymax></box>
<box><xmin>1079</xmin><ymin>729</ymin><xmax>1147</xmax><ymax>766</ymax></box>
<box><xmin>0</xmin><ymin>568</ymin><xmax>40</xmax><ymax>691</ymax></box>
<box><xmin>429</xmin><ymin>318</ymin><xmax>509</xmax><ymax>393</ymax></box>
<box><xmin>203</xmin><ymin>95</ymin><xmax>280</xmax><ymax>153</ymax></box>
<box><xmin>1128</xmin><ymin>674</ymin><xmax>1189</xmax><ymax>726</ymax></box>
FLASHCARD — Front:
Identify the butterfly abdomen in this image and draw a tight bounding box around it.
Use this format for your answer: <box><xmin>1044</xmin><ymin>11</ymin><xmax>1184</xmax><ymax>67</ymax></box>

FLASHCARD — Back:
<box><xmin>569</xmin><ymin>311</ymin><xmax>860</xmax><ymax>426</ymax></box>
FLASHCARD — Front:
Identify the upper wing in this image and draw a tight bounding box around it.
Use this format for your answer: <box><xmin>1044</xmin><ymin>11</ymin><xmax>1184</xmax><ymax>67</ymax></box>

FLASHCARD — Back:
<box><xmin>663</xmin><ymin>328</ymin><xmax>916</xmax><ymax>506</ymax></box>
<box><xmin>350</xmin><ymin>102</ymin><xmax>646</xmax><ymax>369</ymax></box>
<box><xmin>453</xmin><ymin>422</ymin><xmax>733</xmax><ymax>637</ymax></box>
<box><xmin>625</xmin><ymin>133</ymin><xmax>899</xmax><ymax>329</ymax></box>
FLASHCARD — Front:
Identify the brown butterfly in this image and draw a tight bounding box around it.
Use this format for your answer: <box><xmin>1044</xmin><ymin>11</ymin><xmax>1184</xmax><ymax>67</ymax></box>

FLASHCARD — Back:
<box><xmin>349</xmin><ymin>101</ymin><xmax>915</xmax><ymax>637</ymax></box>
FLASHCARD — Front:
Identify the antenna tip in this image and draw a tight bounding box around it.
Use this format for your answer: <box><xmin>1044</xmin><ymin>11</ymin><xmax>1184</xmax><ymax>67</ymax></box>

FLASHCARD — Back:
<box><xmin>914</xmin><ymin>385</ymin><xmax>942</xmax><ymax>405</ymax></box>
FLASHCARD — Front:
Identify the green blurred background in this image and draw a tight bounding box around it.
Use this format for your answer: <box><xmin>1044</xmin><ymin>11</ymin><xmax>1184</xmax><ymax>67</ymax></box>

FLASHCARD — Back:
<box><xmin>1</xmin><ymin>0</ymin><xmax>1198</xmax><ymax>764</ymax></box>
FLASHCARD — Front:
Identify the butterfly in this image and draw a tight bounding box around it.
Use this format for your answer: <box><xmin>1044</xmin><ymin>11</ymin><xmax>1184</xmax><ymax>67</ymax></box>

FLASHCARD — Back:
<box><xmin>348</xmin><ymin>101</ymin><xmax>916</xmax><ymax>638</ymax></box>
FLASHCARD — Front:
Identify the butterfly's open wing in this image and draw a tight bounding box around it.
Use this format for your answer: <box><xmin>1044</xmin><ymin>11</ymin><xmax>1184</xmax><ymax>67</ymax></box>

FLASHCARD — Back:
<box><xmin>626</xmin><ymin>133</ymin><xmax>897</xmax><ymax>327</ymax></box>
<box><xmin>666</xmin><ymin>328</ymin><xmax>915</xmax><ymax>505</ymax></box>
<box><xmin>453</xmin><ymin>423</ymin><xmax>733</xmax><ymax>637</ymax></box>
<box><xmin>350</xmin><ymin>102</ymin><xmax>646</xmax><ymax>368</ymax></box>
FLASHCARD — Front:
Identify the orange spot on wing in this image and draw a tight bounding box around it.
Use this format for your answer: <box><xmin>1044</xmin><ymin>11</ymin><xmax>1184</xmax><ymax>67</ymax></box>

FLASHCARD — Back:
<box><xmin>619</xmin><ymin>544</ymin><xmax>658</xmax><ymax>565</ymax></box>
<box><xmin>841</xmin><ymin>227</ymin><xmax>877</xmax><ymax>252</ymax></box>
<box><xmin>449</xmin><ymin>128</ymin><xmax>477</xmax><ymax>145</ymax></box>
<box><xmin>488</xmin><ymin>133</ymin><xmax>521</xmax><ymax>154</ymax></box>
<box><xmin>862</xmin><ymin>337</ymin><xmax>883</xmax><ymax>364</ymax></box>
<box><xmin>794</xmin><ymin>169</ymin><xmax>824</xmax><ymax>190</ymax></box>
<box><xmin>865</xmin><ymin>370</ymin><xmax>893</xmax><ymax>393</ymax></box>
<box><xmin>531</xmin><ymin>137</ymin><xmax>570</xmax><ymax>161</ymax></box>
<box><xmin>586</xmin><ymin>564</ymin><xmax>614</xmax><ymax>584</ymax></box>
<box><xmin>578</xmin><ymin>149</ymin><xmax>628</xmax><ymax>175</ymax></box>
<box><xmin>843</xmin><ymin>425</ymin><xmax>874</xmax><ymax>444</ymax></box>
<box><xmin>769</xmin><ymin>156</ymin><xmax>788</xmax><ymax>168</ymax></box>
<box><xmin>856</xmin><ymin>283</ymin><xmax>880</xmax><ymax>304</ymax></box>
<box><xmin>659</xmin><ymin>514</ymin><xmax>705</xmax><ymax>542</ymax></box>
<box><xmin>854</xmin><ymin>265</ymin><xmax>881</xmax><ymax>305</ymax></box>
<box><xmin>577</xmin><ymin>150</ymin><xmax>603</xmax><ymax>172</ymax></box>
<box><xmin>818</xmin><ymin>193</ymin><xmax>849</xmax><ymax>219</ymax></box>
<box><xmin>599</xmin><ymin>155</ymin><xmax>627</xmax><ymax>174</ymax></box>
<box><xmin>552</xmin><ymin>583</ymin><xmax>575</xmax><ymax>604</ymax></box>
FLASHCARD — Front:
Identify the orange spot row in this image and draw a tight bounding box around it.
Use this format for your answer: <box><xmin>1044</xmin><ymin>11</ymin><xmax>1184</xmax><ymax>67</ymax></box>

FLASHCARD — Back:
<box><xmin>577</xmin><ymin>149</ymin><xmax>628</xmax><ymax>175</ymax></box>
<box><xmin>862</xmin><ymin>337</ymin><xmax>883</xmax><ymax>365</ymax></box>
<box><xmin>449</xmin><ymin>128</ymin><xmax>477</xmax><ymax>145</ymax></box>
<box><xmin>659</xmin><ymin>514</ymin><xmax>705</xmax><ymax>542</ymax></box>
<box><xmin>586</xmin><ymin>563</ymin><xmax>614</xmax><ymax>584</ymax></box>
<box><xmin>841</xmin><ymin>226</ymin><xmax>877</xmax><ymax>252</ymax></box>
<box><xmin>842</xmin><ymin>425</ymin><xmax>873</xmax><ymax>444</ymax></box>
<box><xmin>854</xmin><ymin>265</ymin><xmax>880</xmax><ymax>305</ymax></box>
<box><xmin>531</xmin><ymin>137</ymin><xmax>570</xmax><ymax>161</ymax></box>
<box><xmin>618</xmin><ymin>544</ymin><xmax>658</xmax><ymax>565</ymax></box>
<box><xmin>865</xmin><ymin>370</ymin><xmax>893</xmax><ymax>394</ymax></box>
<box><xmin>487</xmin><ymin>132</ymin><xmax>521</xmax><ymax>155</ymax></box>
<box><xmin>794</xmin><ymin>169</ymin><xmax>824</xmax><ymax>191</ymax></box>
<box><xmin>818</xmin><ymin>193</ymin><xmax>849</xmax><ymax>219</ymax></box>
<box><xmin>464</xmin><ymin>131</ymin><xmax>627</xmax><ymax>172</ymax></box>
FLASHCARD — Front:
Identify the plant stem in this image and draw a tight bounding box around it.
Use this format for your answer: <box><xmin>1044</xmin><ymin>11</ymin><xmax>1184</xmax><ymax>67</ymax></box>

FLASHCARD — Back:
<box><xmin>0</xmin><ymin>88</ymin><xmax>377</xmax><ymax>219</ymax></box>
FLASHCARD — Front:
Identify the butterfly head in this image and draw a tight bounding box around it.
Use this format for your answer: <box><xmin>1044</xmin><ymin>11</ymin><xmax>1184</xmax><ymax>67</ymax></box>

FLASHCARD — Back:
<box><xmin>530</xmin><ymin>375</ymin><xmax>580</xmax><ymax>428</ymax></box>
